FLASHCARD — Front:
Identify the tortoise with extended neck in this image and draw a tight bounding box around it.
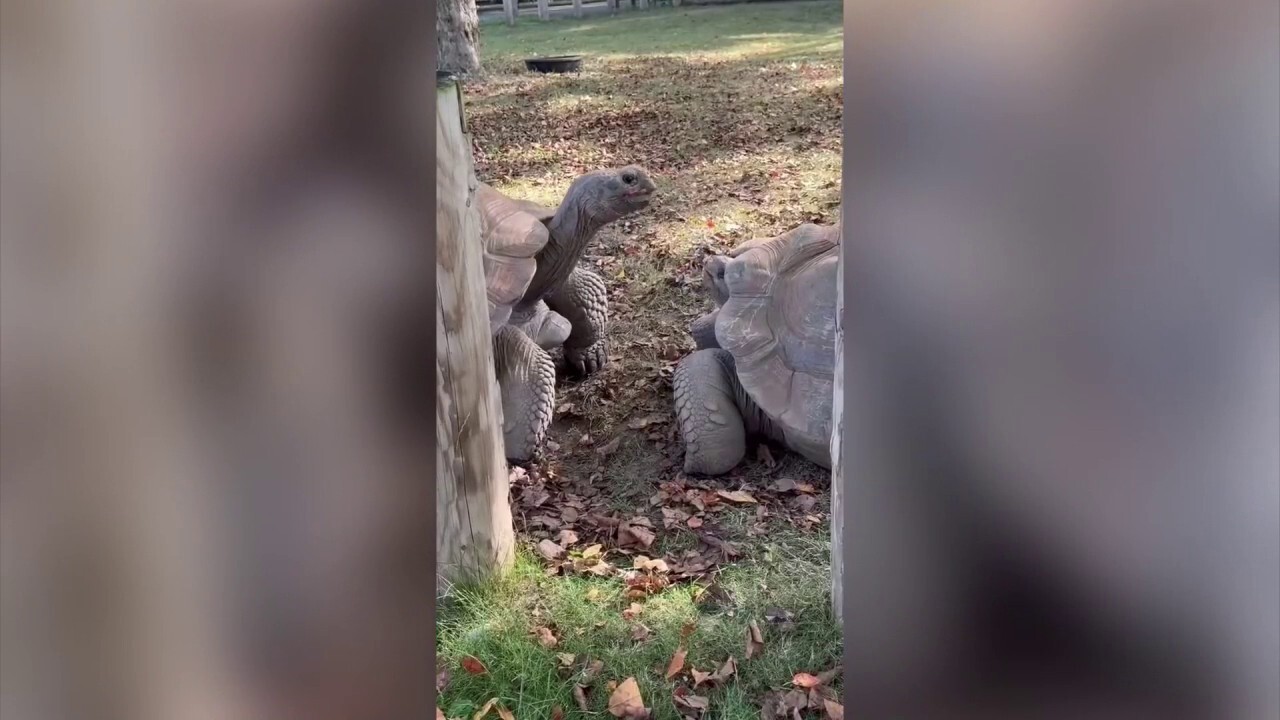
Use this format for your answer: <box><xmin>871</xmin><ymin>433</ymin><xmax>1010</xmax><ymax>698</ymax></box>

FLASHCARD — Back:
<box><xmin>674</xmin><ymin>221</ymin><xmax>839</xmax><ymax>475</ymax></box>
<box><xmin>478</xmin><ymin>165</ymin><xmax>656</xmax><ymax>462</ymax></box>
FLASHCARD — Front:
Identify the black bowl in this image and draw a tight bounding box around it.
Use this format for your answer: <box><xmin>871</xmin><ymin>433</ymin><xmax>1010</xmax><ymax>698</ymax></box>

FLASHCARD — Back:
<box><xmin>525</xmin><ymin>55</ymin><xmax>583</xmax><ymax>74</ymax></box>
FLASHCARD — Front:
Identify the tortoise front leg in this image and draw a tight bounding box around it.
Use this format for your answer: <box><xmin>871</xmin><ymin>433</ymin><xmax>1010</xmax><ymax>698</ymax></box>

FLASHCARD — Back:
<box><xmin>546</xmin><ymin>265</ymin><xmax>609</xmax><ymax>376</ymax></box>
<box><xmin>674</xmin><ymin>349</ymin><xmax>747</xmax><ymax>475</ymax></box>
<box><xmin>690</xmin><ymin>310</ymin><xmax>720</xmax><ymax>350</ymax></box>
<box><xmin>493</xmin><ymin>325</ymin><xmax>556</xmax><ymax>462</ymax></box>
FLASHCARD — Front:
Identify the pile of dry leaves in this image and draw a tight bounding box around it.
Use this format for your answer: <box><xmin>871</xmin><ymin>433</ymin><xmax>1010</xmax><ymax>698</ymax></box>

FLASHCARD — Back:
<box><xmin>511</xmin><ymin>465</ymin><xmax>826</xmax><ymax>588</ymax></box>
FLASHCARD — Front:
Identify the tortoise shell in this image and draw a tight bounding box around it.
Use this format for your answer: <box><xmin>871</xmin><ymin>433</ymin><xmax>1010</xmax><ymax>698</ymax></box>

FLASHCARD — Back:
<box><xmin>714</xmin><ymin>222</ymin><xmax>840</xmax><ymax>461</ymax></box>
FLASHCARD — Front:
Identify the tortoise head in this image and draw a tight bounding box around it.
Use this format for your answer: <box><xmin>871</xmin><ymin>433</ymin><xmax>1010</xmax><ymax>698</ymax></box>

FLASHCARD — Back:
<box><xmin>702</xmin><ymin>253</ymin><xmax>731</xmax><ymax>306</ymax></box>
<box><xmin>565</xmin><ymin>165</ymin><xmax>656</xmax><ymax>224</ymax></box>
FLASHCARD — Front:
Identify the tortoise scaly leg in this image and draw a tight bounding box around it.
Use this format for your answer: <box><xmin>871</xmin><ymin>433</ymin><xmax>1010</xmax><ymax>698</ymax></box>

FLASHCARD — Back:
<box><xmin>546</xmin><ymin>266</ymin><xmax>609</xmax><ymax>376</ymax></box>
<box><xmin>690</xmin><ymin>310</ymin><xmax>720</xmax><ymax>350</ymax></box>
<box><xmin>493</xmin><ymin>325</ymin><xmax>555</xmax><ymax>463</ymax></box>
<box><xmin>511</xmin><ymin>300</ymin><xmax>571</xmax><ymax>350</ymax></box>
<box><xmin>674</xmin><ymin>349</ymin><xmax>747</xmax><ymax>475</ymax></box>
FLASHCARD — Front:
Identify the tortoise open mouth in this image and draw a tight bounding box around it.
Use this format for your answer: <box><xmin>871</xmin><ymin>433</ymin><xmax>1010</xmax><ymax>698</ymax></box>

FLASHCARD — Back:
<box><xmin>626</xmin><ymin>188</ymin><xmax>655</xmax><ymax>202</ymax></box>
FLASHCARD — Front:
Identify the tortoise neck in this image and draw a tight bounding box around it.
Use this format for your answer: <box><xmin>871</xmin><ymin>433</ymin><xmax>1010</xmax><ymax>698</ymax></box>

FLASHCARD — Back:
<box><xmin>525</xmin><ymin>184</ymin><xmax>611</xmax><ymax>304</ymax></box>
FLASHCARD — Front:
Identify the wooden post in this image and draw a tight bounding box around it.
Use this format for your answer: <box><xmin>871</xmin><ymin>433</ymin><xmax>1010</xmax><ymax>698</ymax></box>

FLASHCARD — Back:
<box><xmin>572</xmin><ymin>0</ymin><xmax>583</xmax><ymax>18</ymax></box>
<box><xmin>829</xmin><ymin>219</ymin><xmax>844</xmax><ymax>623</ymax></box>
<box><xmin>503</xmin><ymin>0</ymin><xmax>517</xmax><ymax>25</ymax></box>
<box><xmin>637</xmin><ymin>0</ymin><xmax>648</xmax><ymax>9</ymax></box>
<box><xmin>607</xmin><ymin>0</ymin><xmax>618</xmax><ymax>13</ymax></box>
<box><xmin>435</xmin><ymin>74</ymin><xmax>515</xmax><ymax>586</ymax></box>
<box><xmin>536</xmin><ymin>0</ymin><xmax>550</xmax><ymax>21</ymax></box>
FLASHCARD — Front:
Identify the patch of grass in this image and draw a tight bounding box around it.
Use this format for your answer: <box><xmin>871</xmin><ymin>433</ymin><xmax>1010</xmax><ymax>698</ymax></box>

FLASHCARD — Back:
<box><xmin>479</xmin><ymin>1</ymin><xmax>841</xmax><ymax>62</ymax></box>
<box><xmin>438</xmin><ymin>541</ymin><xmax>840</xmax><ymax>720</ymax></box>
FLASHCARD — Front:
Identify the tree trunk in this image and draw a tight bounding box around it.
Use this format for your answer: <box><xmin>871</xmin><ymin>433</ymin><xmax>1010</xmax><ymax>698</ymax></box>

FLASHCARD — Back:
<box><xmin>536</xmin><ymin>0</ymin><xmax>550</xmax><ymax>21</ymax></box>
<box><xmin>435</xmin><ymin>76</ymin><xmax>515</xmax><ymax>586</ymax></box>
<box><xmin>503</xmin><ymin>0</ymin><xmax>517</xmax><ymax>25</ymax></box>
<box><xmin>437</xmin><ymin>0</ymin><xmax>481</xmax><ymax>76</ymax></box>
<box><xmin>829</xmin><ymin>220</ymin><xmax>845</xmax><ymax>624</ymax></box>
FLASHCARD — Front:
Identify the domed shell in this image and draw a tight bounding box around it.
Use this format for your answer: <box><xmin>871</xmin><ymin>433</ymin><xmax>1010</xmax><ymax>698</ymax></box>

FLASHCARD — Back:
<box><xmin>477</xmin><ymin>183</ymin><xmax>553</xmax><ymax>333</ymax></box>
<box><xmin>715</xmin><ymin>222</ymin><xmax>839</xmax><ymax>462</ymax></box>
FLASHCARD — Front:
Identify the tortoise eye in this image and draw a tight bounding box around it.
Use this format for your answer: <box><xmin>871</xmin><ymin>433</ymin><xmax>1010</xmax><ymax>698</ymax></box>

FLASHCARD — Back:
<box><xmin>622</xmin><ymin>172</ymin><xmax>636</xmax><ymax>185</ymax></box>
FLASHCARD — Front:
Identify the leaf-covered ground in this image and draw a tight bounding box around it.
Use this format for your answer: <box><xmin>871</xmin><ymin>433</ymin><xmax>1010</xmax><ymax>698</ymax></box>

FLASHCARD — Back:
<box><xmin>439</xmin><ymin>4</ymin><xmax>843</xmax><ymax>719</ymax></box>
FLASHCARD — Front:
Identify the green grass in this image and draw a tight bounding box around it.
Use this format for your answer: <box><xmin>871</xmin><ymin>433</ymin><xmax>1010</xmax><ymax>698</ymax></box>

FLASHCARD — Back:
<box><xmin>438</xmin><ymin>526</ymin><xmax>839</xmax><ymax>720</ymax></box>
<box><xmin>444</xmin><ymin>5</ymin><xmax>844</xmax><ymax>718</ymax></box>
<box><xmin>479</xmin><ymin>1</ymin><xmax>842</xmax><ymax>62</ymax></box>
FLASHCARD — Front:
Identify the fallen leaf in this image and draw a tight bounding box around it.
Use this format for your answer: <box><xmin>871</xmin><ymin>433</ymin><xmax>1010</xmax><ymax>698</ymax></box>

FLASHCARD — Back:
<box><xmin>619</xmin><ymin>523</ymin><xmax>656</xmax><ymax>548</ymax></box>
<box><xmin>771</xmin><ymin>478</ymin><xmax>798</xmax><ymax>492</ymax></box>
<box><xmin>792</xmin><ymin>673</ymin><xmax>822</xmax><ymax>689</ymax></box>
<box><xmin>596</xmin><ymin>437</ymin><xmax>622</xmax><ymax>457</ymax></box>
<box><xmin>628</xmin><ymin>414</ymin><xmax>665</xmax><ymax>430</ymax></box>
<box><xmin>666</xmin><ymin>646</ymin><xmax>687</xmax><ymax>679</ymax></box>
<box><xmin>687</xmin><ymin>516</ymin><xmax>704</xmax><ymax>529</ymax></box>
<box><xmin>559</xmin><ymin>529</ymin><xmax>580</xmax><ymax>547</ymax></box>
<box><xmin>556</xmin><ymin>653</ymin><xmax>576</xmax><ymax>667</ymax></box>
<box><xmin>807</xmin><ymin>686</ymin><xmax>838</xmax><ymax>710</ymax></box>
<box><xmin>586</xmin><ymin>587</ymin><xmax>603</xmax><ymax>602</ymax></box>
<box><xmin>497</xmin><ymin>706</ymin><xmax>515</xmax><ymax>720</ymax></box>
<box><xmin>474</xmin><ymin>698</ymin><xmax>499</xmax><ymax>720</ymax></box>
<box><xmin>535</xmin><ymin>626</ymin><xmax>558</xmax><ymax>648</ymax></box>
<box><xmin>552</xmin><ymin>706</ymin><xmax>565</xmax><ymax>720</ymax></box>
<box><xmin>824</xmin><ymin>700</ymin><xmax>844</xmax><ymax>720</ymax></box>
<box><xmin>783</xmin><ymin>688</ymin><xmax>809</xmax><ymax>711</ymax></box>
<box><xmin>631</xmin><ymin>623</ymin><xmax>652</xmax><ymax>641</ymax></box>
<box><xmin>746</xmin><ymin>622</ymin><xmax>764</xmax><ymax>659</ymax></box>
<box><xmin>583</xmin><ymin>659</ymin><xmax>605</xmax><ymax>682</ymax></box>
<box><xmin>538</xmin><ymin>539</ymin><xmax>565</xmax><ymax>560</ymax></box>
<box><xmin>582</xmin><ymin>544</ymin><xmax>604</xmax><ymax>559</ymax></box>
<box><xmin>711</xmin><ymin>656</ymin><xmax>737</xmax><ymax>682</ymax></box>
<box><xmin>633</xmin><ymin>556</ymin><xmax>670</xmax><ymax>572</ymax></box>
<box><xmin>437</xmin><ymin>708</ymin><xmax>445</xmax><ymax>720</ymax></box>
<box><xmin>607</xmin><ymin>677</ymin><xmax>647</xmax><ymax>718</ymax></box>
<box><xmin>693</xmin><ymin>582</ymin><xmax>731</xmax><ymax>608</ymax></box>
<box><xmin>690</xmin><ymin>668</ymin><xmax>713</xmax><ymax>687</ymax></box>
<box><xmin>461</xmin><ymin>656</ymin><xmax>488</xmax><ymax>675</ymax></box>
<box><xmin>716</xmin><ymin>490</ymin><xmax>758</xmax><ymax>504</ymax></box>
<box><xmin>672</xmin><ymin>688</ymin><xmax>710</xmax><ymax>716</ymax></box>
<box><xmin>815</xmin><ymin>666</ymin><xmax>842</xmax><ymax>686</ymax></box>
<box><xmin>760</xmin><ymin>691</ymin><xmax>785</xmax><ymax>720</ymax></box>
<box><xmin>680</xmin><ymin>621</ymin><xmax>697</xmax><ymax>638</ymax></box>
<box><xmin>622</xmin><ymin>602</ymin><xmax>645</xmax><ymax>621</ymax></box>
<box><xmin>573</xmin><ymin>685</ymin><xmax>590</xmax><ymax>712</ymax></box>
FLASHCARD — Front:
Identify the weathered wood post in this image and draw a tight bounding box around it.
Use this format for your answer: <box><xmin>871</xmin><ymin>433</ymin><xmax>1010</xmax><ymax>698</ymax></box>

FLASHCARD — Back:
<box><xmin>830</xmin><ymin>218</ymin><xmax>844</xmax><ymax>623</ymax></box>
<box><xmin>537</xmin><ymin>0</ymin><xmax>550</xmax><ymax>21</ymax></box>
<box><xmin>572</xmin><ymin>0</ymin><xmax>583</xmax><ymax>18</ymax></box>
<box><xmin>637</xmin><ymin>0</ymin><xmax>649</xmax><ymax>10</ymax></box>
<box><xmin>436</xmin><ymin>73</ymin><xmax>515</xmax><ymax>586</ymax></box>
<box><xmin>503</xmin><ymin>0</ymin><xmax>517</xmax><ymax>25</ymax></box>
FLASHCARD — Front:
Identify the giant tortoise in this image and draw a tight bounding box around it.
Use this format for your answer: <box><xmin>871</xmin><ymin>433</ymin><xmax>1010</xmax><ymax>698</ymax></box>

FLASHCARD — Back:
<box><xmin>674</xmin><ymin>221</ymin><xmax>839</xmax><ymax>474</ymax></box>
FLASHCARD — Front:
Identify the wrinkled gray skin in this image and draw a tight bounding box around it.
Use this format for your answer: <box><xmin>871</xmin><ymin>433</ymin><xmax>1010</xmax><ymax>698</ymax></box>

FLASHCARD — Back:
<box><xmin>674</xmin><ymin>223</ymin><xmax>839</xmax><ymax>475</ymax></box>
<box><xmin>491</xmin><ymin>166</ymin><xmax>655</xmax><ymax>462</ymax></box>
